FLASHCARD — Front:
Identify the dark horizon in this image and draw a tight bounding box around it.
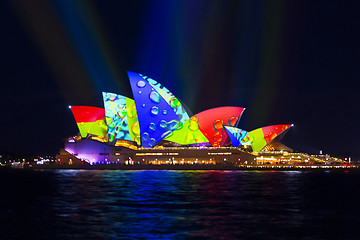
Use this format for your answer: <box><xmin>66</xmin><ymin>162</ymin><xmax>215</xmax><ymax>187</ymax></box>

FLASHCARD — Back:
<box><xmin>1</xmin><ymin>0</ymin><xmax>359</xmax><ymax>159</ymax></box>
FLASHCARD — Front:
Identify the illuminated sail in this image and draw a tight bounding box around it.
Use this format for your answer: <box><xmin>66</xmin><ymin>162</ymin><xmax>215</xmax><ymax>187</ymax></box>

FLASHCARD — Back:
<box><xmin>248</xmin><ymin>124</ymin><xmax>292</xmax><ymax>152</ymax></box>
<box><xmin>194</xmin><ymin>107</ymin><xmax>245</xmax><ymax>147</ymax></box>
<box><xmin>224</xmin><ymin>126</ymin><xmax>251</xmax><ymax>147</ymax></box>
<box><xmin>128</xmin><ymin>71</ymin><xmax>182</xmax><ymax>148</ymax></box>
<box><xmin>70</xmin><ymin>106</ymin><xmax>107</xmax><ymax>138</ymax></box>
<box><xmin>102</xmin><ymin>92</ymin><xmax>140</xmax><ymax>144</ymax></box>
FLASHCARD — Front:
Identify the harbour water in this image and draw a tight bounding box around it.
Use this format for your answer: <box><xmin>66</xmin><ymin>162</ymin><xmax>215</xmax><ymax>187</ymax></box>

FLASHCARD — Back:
<box><xmin>1</xmin><ymin>169</ymin><xmax>360</xmax><ymax>239</ymax></box>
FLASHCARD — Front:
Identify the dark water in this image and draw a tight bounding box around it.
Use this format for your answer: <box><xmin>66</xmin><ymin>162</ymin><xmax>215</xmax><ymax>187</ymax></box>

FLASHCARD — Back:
<box><xmin>1</xmin><ymin>169</ymin><xmax>360</xmax><ymax>239</ymax></box>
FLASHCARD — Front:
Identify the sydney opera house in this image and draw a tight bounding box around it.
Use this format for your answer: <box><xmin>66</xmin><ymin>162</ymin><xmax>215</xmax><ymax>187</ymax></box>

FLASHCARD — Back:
<box><xmin>57</xmin><ymin>71</ymin><xmax>295</xmax><ymax>166</ymax></box>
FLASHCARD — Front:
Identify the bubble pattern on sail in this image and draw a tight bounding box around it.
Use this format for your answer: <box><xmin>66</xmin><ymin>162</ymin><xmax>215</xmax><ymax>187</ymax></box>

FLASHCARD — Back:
<box><xmin>248</xmin><ymin>124</ymin><xmax>292</xmax><ymax>152</ymax></box>
<box><xmin>164</xmin><ymin>116</ymin><xmax>209</xmax><ymax>145</ymax></box>
<box><xmin>224</xmin><ymin>126</ymin><xmax>251</xmax><ymax>147</ymax></box>
<box><xmin>194</xmin><ymin>107</ymin><xmax>245</xmax><ymax>148</ymax></box>
<box><xmin>70</xmin><ymin>106</ymin><xmax>107</xmax><ymax>138</ymax></box>
<box><xmin>141</xmin><ymin>74</ymin><xmax>190</xmax><ymax>123</ymax></box>
<box><xmin>102</xmin><ymin>92</ymin><xmax>140</xmax><ymax>144</ymax></box>
<box><xmin>128</xmin><ymin>71</ymin><xmax>182</xmax><ymax>148</ymax></box>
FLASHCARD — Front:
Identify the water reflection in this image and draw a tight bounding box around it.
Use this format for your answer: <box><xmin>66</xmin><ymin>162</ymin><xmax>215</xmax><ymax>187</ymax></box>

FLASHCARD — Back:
<box><xmin>2</xmin><ymin>169</ymin><xmax>360</xmax><ymax>239</ymax></box>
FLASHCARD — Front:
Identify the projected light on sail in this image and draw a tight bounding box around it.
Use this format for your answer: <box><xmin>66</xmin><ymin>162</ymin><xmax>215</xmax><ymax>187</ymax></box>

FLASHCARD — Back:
<box><xmin>224</xmin><ymin>126</ymin><xmax>251</xmax><ymax>147</ymax></box>
<box><xmin>165</xmin><ymin>116</ymin><xmax>209</xmax><ymax>145</ymax></box>
<box><xmin>70</xmin><ymin>106</ymin><xmax>107</xmax><ymax>138</ymax></box>
<box><xmin>248</xmin><ymin>124</ymin><xmax>292</xmax><ymax>152</ymax></box>
<box><xmin>102</xmin><ymin>92</ymin><xmax>140</xmax><ymax>144</ymax></box>
<box><xmin>194</xmin><ymin>107</ymin><xmax>245</xmax><ymax>147</ymax></box>
<box><xmin>145</xmin><ymin>76</ymin><xmax>190</xmax><ymax>123</ymax></box>
<box><xmin>128</xmin><ymin>71</ymin><xmax>182</xmax><ymax>148</ymax></box>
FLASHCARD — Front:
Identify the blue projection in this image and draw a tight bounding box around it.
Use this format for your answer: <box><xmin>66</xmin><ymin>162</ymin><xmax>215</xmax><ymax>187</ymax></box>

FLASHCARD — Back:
<box><xmin>146</xmin><ymin>77</ymin><xmax>190</xmax><ymax>123</ymax></box>
<box><xmin>128</xmin><ymin>71</ymin><xmax>182</xmax><ymax>148</ymax></box>
<box><xmin>224</xmin><ymin>126</ymin><xmax>250</xmax><ymax>147</ymax></box>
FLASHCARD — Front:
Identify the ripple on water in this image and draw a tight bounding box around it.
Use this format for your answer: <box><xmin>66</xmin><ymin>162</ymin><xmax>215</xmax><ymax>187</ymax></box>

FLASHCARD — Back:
<box><xmin>1</xmin><ymin>169</ymin><xmax>360</xmax><ymax>239</ymax></box>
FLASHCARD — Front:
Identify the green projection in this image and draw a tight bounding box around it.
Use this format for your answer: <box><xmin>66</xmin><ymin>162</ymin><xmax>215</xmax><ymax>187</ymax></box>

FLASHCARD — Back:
<box><xmin>70</xmin><ymin>106</ymin><xmax>107</xmax><ymax>138</ymax></box>
<box><xmin>126</xmin><ymin>97</ymin><xmax>141</xmax><ymax>145</ymax></box>
<box><xmin>247</xmin><ymin>124</ymin><xmax>292</xmax><ymax>152</ymax></box>
<box><xmin>247</xmin><ymin>128</ymin><xmax>267</xmax><ymax>152</ymax></box>
<box><xmin>165</xmin><ymin>116</ymin><xmax>209</xmax><ymax>145</ymax></box>
<box><xmin>103</xmin><ymin>92</ymin><xmax>140</xmax><ymax>145</ymax></box>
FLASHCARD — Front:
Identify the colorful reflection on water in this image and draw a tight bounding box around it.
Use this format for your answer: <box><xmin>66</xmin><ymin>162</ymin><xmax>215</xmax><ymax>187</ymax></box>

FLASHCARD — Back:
<box><xmin>1</xmin><ymin>169</ymin><xmax>360</xmax><ymax>239</ymax></box>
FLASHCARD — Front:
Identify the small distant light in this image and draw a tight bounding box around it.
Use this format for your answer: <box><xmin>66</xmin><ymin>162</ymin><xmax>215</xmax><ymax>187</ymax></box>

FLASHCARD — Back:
<box><xmin>291</xmin><ymin>124</ymin><xmax>294</xmax><ymax>127</ymax></box>
<box><xmin>68</xmin><ymin>105</ymin><xmax>72</xmax><ymax>109</ymax></box>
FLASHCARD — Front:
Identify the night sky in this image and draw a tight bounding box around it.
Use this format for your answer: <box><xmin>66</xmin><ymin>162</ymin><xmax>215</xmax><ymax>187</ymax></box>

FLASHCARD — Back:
<box><xmin>1</xmin><ymin>0</ymin><xmax>359</xmax><ymax>159</ymax></box>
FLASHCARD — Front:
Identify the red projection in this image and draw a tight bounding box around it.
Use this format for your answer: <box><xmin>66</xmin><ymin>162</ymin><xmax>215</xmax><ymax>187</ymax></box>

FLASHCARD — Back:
<box><xmin>70</xmin><ymin>106</ymin><xmax>106</xmax><ymax>138</ymax></box>
<box><xmin>70</xmin><ymin>106</ymin><xmax>105</xmax><ymax>123</ymax></box>
<box><xmin>194</xmin><ymin>107</ymin><xmax>245</xmax><ymax>147</ymax></box>
<box><xmin>262</xmin><ymin>125</ymin><xmax>291</xmax><ymax>144</ymax></box>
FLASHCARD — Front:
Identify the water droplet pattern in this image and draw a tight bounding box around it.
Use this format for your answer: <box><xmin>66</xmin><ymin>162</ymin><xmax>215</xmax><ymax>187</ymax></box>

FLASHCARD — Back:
<box><xmin>146</xmin><ymin>76</ymin><xmax>190</xmax><ymax>123</ymax></box>
<box><xmin>128</xmin><ymin>71</ymin><xmax>182</xmax><ymax>148</ymax></box>
<box><xmin>103</xmin><ymin>92</ymin><xmax>140</xmax><ymax>144</ymax></box>
<box><xmin>224</xmin><ymin>126</ymin><xmax>251</xmax><ymax>147</ymax></box>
